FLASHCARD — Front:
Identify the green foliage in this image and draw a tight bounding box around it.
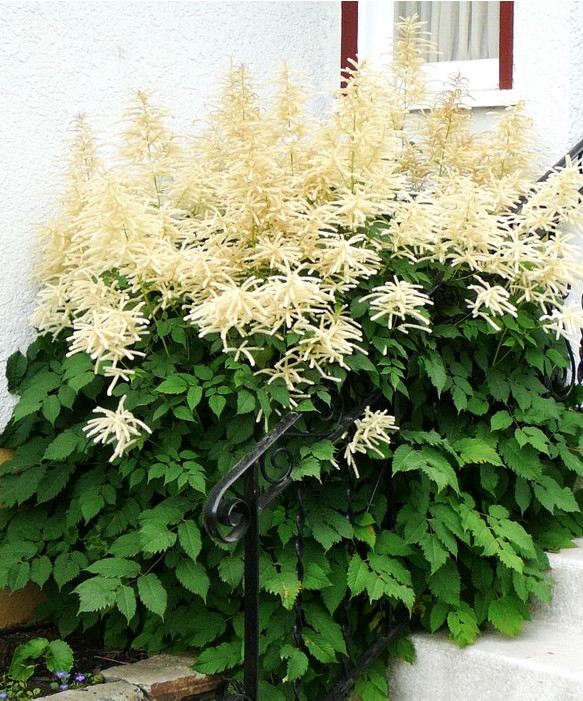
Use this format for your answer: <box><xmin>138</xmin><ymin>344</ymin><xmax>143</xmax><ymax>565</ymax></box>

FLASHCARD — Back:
<box><xmin>8</xmin><ymin>637</ymin><xmax>73</xmax><ymax>682</ymax></box>
<box><xmin>1</xmin><ymin>276</ymin><xmax>582</xmax><ymax>698</ymax></box>
<box><xmin>0</xmin><ymin>636</ymin><xmax>102</xmax><ymax>699</ymax></box>
<box><xmin>2</xmin><ymin>36</ymin><xmax>583</xmax><ymax>701</ymax></box>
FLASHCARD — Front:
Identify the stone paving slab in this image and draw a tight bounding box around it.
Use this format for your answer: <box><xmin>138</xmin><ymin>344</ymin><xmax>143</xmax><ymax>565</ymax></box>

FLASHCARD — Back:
<box><xmin>41</xmin><ymin>681</ymin><xmax>145</xmax><ymax>700</ymax></box>
<box><xmin>102</xmin><ymin>654</ymin><xmax>222</xmax><ymax>700</ymax></box>
<box><xmin>35</xmin><ymin>655</ymin><xmax>222</xmax><ymax>701</ymax></box>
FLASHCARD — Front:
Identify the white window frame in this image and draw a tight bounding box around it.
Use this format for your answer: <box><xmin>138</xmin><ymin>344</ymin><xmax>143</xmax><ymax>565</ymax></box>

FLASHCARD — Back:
<box><xmin>357</xmin><ymin>0</ymin><xmax>518</xmax><ymax>107</ymax></box>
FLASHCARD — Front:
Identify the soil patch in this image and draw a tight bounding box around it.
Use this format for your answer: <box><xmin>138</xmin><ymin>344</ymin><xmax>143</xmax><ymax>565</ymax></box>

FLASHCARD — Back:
<box><xmin>0</xmin><ymin>625</ymin><xmax>147</xmax><ymax>697</ymax></box>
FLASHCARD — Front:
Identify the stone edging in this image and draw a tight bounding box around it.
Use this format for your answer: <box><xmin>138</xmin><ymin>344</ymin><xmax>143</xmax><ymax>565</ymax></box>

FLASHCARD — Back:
<box><xmin>37</xmin><ymin>654</ymin><xmax>222</xmax><ymax>701</ymax></box>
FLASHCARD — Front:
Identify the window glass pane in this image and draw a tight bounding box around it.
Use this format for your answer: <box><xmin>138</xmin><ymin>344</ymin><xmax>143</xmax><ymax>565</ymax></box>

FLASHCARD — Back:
<box><xmin>394</xmin><ymin>1</ymin><xmax>500</xmax><ymax>62</ymax></box>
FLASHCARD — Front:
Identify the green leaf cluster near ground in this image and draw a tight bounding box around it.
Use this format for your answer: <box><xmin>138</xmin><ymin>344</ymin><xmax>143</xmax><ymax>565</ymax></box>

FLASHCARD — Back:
<box><xmin>2</xmin><ymin>17</ymin><xmax>583</xmax><ymax>701</ymax></box>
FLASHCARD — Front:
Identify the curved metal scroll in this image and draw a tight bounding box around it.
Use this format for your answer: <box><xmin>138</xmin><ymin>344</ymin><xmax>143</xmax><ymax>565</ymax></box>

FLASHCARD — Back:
<box><xmin>203</xmin><ymin>411</ymin><xmax>301</xmax><ymax>544</ymax></box>
<box><xmin>217</xmin><ymin>680</ymin><xmax>253</xmax><ymax>701</ymax></box>
<box><xmin>544</xmin><ymin>333</ymin><xmax>579</xmax><ymax>401</ymax></box>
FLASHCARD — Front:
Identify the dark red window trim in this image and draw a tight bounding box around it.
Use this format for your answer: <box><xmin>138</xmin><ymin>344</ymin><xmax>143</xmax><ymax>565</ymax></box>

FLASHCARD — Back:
<box><xmin>499</xmin><ymin>2</ymin><xmax>514</xmax><ymax>90</ymax></box>
<box><xmin>340</xmin><ymin>1</ymin><xmax>358</xmax><ymax>77</ymax></box>
<box><xmin>341</xmin><ymin>1</ymin><xmax>514</xmax><ymax>90</ymax></box>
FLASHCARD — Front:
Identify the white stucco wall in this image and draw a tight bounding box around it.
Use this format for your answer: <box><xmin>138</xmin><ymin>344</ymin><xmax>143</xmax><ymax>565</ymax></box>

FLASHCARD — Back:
<box><xmin>0</xmin><ymin>1</ymin><xmax>341</xmax><ymax>428</ymax></box>
<box><xmin>513</xmin><ymin>0</ymin><xmax>583</xmax><ymax>167</ymax></box>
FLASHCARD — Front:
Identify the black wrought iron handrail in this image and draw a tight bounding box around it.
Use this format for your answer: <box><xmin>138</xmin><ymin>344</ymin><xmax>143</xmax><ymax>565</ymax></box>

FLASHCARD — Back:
<box><xmin>538</xmin><ymin>136</ymin><xmax>583</xmax><ymax>391</ymax></box>
<box><xmin>204</xmin><ymin>392</ymin><xmax>406</xmax><ymax>700</ymax></box>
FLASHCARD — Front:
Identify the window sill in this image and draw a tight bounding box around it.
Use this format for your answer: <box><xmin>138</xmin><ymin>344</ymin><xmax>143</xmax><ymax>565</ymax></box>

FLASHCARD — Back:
<box><xmin>465</xmin><ymin>88</ymin><xmax>520</xmax><ymax>108</ymax></box>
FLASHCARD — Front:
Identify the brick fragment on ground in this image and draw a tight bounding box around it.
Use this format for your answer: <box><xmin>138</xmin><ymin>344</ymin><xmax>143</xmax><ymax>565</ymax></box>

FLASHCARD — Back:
<box><xmin>102</xmin><ymin>654</ymin><xmax>222</xmax><ymax>701</ymax></box>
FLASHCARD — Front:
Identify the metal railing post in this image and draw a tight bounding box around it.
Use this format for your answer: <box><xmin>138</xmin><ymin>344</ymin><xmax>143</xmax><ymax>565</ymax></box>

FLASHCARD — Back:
<box><xmin>243</xmin><ymin>465</ymin><xmax>260</xmax><ymax>700</ymax></box>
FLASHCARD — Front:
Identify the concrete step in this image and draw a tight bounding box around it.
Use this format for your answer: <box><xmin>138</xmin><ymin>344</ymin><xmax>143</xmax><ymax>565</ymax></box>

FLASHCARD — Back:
<box><xmin>536</xmin><ymin>537</ymin><xmax>583</xmax><ymax>632</ymax></box>
<box><xmin>389</xmin><ymin>622</ymin><xmax>583</xmax><ymax>701</ymax></box>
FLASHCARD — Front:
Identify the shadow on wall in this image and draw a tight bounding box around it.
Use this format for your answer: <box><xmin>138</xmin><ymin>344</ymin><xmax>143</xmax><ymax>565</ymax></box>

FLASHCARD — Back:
<box><xmin>0</xmin><ymin>449</ymin><xmax>46</xmax><ymax>630</ymax></box>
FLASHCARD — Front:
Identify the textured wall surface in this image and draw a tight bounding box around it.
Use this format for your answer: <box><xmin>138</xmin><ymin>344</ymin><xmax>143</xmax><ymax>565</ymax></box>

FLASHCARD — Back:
<box><xmin>0</xmin><ymin>1</ymin><xmax>341</xmax><ymax>428</ymax></box>
<box><xmin>512</xmin><ymin>0</ymin><xmax>571</xmax><ymax>167</ymax></box>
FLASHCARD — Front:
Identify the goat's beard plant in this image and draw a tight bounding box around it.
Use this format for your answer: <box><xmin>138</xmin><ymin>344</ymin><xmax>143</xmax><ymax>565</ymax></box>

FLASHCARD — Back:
<box><xmin>2</xmin><ymin>18</ymin><xmax>583</xmax><ymax>700</ymax></box>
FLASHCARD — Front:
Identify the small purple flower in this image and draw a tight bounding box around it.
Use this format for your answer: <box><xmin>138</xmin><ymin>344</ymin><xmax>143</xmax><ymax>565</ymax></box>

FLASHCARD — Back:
<box><xmin>56</xmin><ymin>671</ymin><xmax>70</xmax><ymax>679</ymax></box>
<box><xmin>74</xmin><ymin>674</ymin><xmax>86</xmax><ymax>683</ymax></box>
<box><xmin>0</xmin><ymin>692</ymin><xmax>8</xmax><ymax>698</ymax></box>
<box><xmin>59</xmin><ymin>684</ymin><xmax>69</xmax><ymax>690</ymax></box>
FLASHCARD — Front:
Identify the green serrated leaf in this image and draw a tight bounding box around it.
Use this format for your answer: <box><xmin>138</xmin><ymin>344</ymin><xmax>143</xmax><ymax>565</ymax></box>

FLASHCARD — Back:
<box><xmin>218</xmin><ymin>556</ymin><xmax>244</xmax><ymax>587</ymax></box>
<box><xmin>109</xmin><ymin>532</ymin><xmax>141</xmax><ymax>558</ymax></box>
<box><xmin>176</xmin><ymin>559</ymin><xmax>210</xmax><ymax>602</ymax></box>
<box><xmin>498</xmin><ymin>541</ymin><xmax>524</xmax><ymax>573</ymax></box>
<box><xmin>261</xmin><ymin>559</ymin><xmax>300</xmax><ymax>609</ymax></box>
<box><xmin>429</xmin><ymin>600</ymin><xmax>450</xmax><ymax>633</ymax></box>
<box><xmin>137</xmin><ymin>573</ymin><xmax>167</xmax><ymax>618</ymax></box>
<box><xmin>6</xmin><ymin>351</ymin><xmax>27</xmax><ymax>392</ymax></box>
<box><xmin>321</xmin><ymin>567</ymin><xmax>347</xmax><ymax>615</ymax></box>
<box><xmin>8</xmin><ymin>561</ymin><xmax>31</xmax><ymax>592</ymax></box>
<box><xmin>393</xmin><ymin>445</ymin><xmax>459</xmax><ymax>493</ymax></box>
<box><xmin>488</xmin><ymin>598</ymin><xmax>524</xmax><ymax>636</ymax></box>
<box><xmin>186</xmin><ymin>385</ymin><xmax>203</xmax><ymax>411</ymax></box>
<box><xmin>280</xmin><ymin>644</ymin><xmax>309</xmax><ymax>682</ymax></box>
<box><xmin>533</xmin><ymin>476</ymin><xmax>579</xmax><ymax>514</ymax></box>
<box><xmin>80</xmin><ymin>491</ymin><xmax>105</xmax><ymax>523</ymax></box>
<box><xmin>303</xmin><ymin>629</ymin><xmax>337</xmax><ymax>663</ymax></box>
<box><xmin>139</xmin><ymin>522</ymin><xmax>177</xmax><ymax>553</ymax></box>
<box><xmin>499</xmin><ymin>438</ymin><xmax>542</xmax><ymax>481</ymax></box>
<box><xmin>85</xmin><ymin>557</ymin><xmax>141</xmax><ymax>579</ymax></box>
<box><xmin>74</xmin><ymin>576</ymin><xmax>119</xmax><ymax>612</ymax></box>
<box><xmin>45</xmin><ymin>640</ymin><xmax>74</xmax><ymax>675</ymax></box>
<box><xmin>41</xmin><ymin>395</ymin><xmax>61</xmax><ymax>425</ymax></box>
<box><xmin>310</xmin><ymin>439</ymin><xmax>335</xmax><ymax>462</ymax></box>
<box><xmin>447</xmin><ymin>604</ymin><xmax>479</xmax><ymax>648</ymax></box>
<box><xmin>178</xmin><ymin>521</ymin><xmax>202</xmax><ymax>561</ymax></box>
<box><xmin>491</xmin><ymin>410</ymin><xmax>513</xmax><ymax>431</ymax></box>
<box><xmin>515</xmin><ymin>477</ymin><xmax>532</xmax><ymax>514</ymax></box>
<box><xmin>195</xmin><ymin>641</ymin><xmax>243</xmax><ymax>674</ymax></box>
<box><xmin>209</xmin><ymin>394</ymin><xmax>227</xmax><ymax>419</ymax></box>
<box><xmin>486</xmin><ymin>368</ymin><xmax>510</xmax><ymax>403</ymax></box>
<box><xmin>115</xmin><ymin>585</ymin><xmax>137</xmax><ymax>623</ymax></box>
<box><xmin>53</xmin><ymin>552</ymin><xmax>83</xmax><ymax>590</ymax></box>
<box><xmin>227</xmin><ymin>415</ymin><xmax>255</xmax><ymax>444</ymax></box>
<box><xmin>236</xmin><ymin>389</ymin><xmax>256</xmax><ymax>414</ymax></box>
<box><xmin>155</xmin><ymin>375</ymin><xmax>189</xmax><ymax>394</ymax></box>
<box><xmin>43</xmin><ymin>428</ymin><xmax>85</xmax><ymax>462</ymax></box>
<box><xmin>173</xmin><ymin>405</ymin><xmax>196</xmax><ymax>422</ymax></box>
<box><xmin>68</xmin><ymin>372</ymin><xmax>96</xmax><ymax>392</ymax></box>
<box><xmin>453</xmin><ymin>438</ymin><xmax>502</xmax><ymax>466</ymax></box>
<box><xmin>428</xmin><ymin>559</ymin><xmax>460</xmax><ymax>605</ymax></box>
<box><xmin>463</xmin><ymin>510</ymin><xmax>498</xmax><ymax>556</ymax></box>
<box><xmin>12</xmin><ymin>389</ymin><xmax>43</xmax><ymax>422</ymax></box>
<box><xmin>423</xmin><ymin>353</ymin><xmax>447</xmax><ymax>396</ymax></box>
<box><xmin>347</xmin><ymin>553</ymin><xmax>370</xmax><ymax>596</ymax></box>
<box><xmin>30</xmin><ymin>556</ymin><xmax>52</xmax><ymax>587</ymax></box>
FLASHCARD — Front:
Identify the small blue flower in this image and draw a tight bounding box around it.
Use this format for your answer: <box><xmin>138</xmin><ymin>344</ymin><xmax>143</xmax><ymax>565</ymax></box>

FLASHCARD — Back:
<box><xmin>59</xmin><ymin>683</ymin><xmax>69</xmax><ymax>690</ymax></box>
<box><xmin>0</xmin><ymin>692</ymin><xmax>8</xmax><ymax>698</ymax></box>
<box><xmin>56</xmin><ymin>671</ymin><xmax>70</xmax><ymax>679</ymax></box>
<box><xmin>74</xmin><ymin>674</ymin><xmax>86</xmax><ymax>683</ymax></box>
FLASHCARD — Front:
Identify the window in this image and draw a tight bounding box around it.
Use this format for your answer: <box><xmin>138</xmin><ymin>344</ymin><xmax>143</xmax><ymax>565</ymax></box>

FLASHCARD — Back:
<box><xmin>341</xmin><ymin>1</ymin><xmax>514</xmax><ymax>103</ymax></box>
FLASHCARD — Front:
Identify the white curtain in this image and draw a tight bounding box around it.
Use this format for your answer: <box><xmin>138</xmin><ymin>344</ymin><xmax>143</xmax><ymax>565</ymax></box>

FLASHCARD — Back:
<box><xmin>395</xmin><ymin>2</ymin><xmax>500</xmax><ymax>62</ymax></box>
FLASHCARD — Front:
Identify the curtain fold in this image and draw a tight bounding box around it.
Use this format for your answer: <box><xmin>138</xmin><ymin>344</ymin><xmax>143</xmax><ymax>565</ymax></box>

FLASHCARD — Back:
<box><xmin>395</xmin><ymin>2</ymin><xmax>500</xmax><ymax>62</ymax></box>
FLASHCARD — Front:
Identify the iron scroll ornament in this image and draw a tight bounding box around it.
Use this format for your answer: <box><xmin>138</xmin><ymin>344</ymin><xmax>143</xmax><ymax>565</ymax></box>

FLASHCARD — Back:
<box><xmin>203</xmin><ymin>392</ymin><xmax>380</xmax><ymax>545</ymax></box>
<box><xmin>203</xmin><ymin>411</ymin><xmax>301</xmax><ymax>544</ymax></box>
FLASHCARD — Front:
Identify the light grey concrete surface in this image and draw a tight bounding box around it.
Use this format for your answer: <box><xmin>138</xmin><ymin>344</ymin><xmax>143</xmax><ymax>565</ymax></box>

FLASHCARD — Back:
<box><xmin>390</xmin><ymin>538</ymin><xmax>583</xmax><ymax>700</ymax></box>
<box><xmin>40</xmin><ymin>681</ymin><xmax>144</xmax><ymax>701</ymax></box>
<box><xmin>389</xmin><ymin>624</ymin><xmax>583</xmax><ymax>701</ymax></box>
<box><xmin>536</xmin><ymin>537</ymin><xmax>583</xmax><ymax>632</ymax></box>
